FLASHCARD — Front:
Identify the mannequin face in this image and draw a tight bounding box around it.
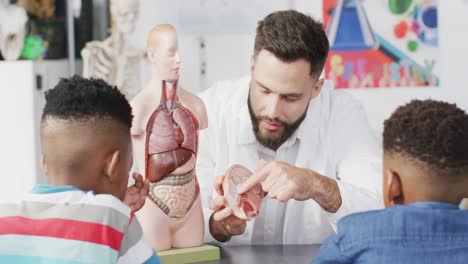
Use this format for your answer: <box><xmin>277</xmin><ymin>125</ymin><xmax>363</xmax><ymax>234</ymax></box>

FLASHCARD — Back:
<box><xmin>111</xmin><ymin>0</ymin><xmax>139</xmax><ymax>34</ymax></box>
<box><xmin>148</xmin><ymin>29</ymin><xmax>181</xmax><ymax>82</ymax></box>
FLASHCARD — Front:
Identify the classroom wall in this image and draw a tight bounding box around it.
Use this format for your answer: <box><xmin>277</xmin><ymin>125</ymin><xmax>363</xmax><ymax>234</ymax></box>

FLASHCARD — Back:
<box><xmin>1</xmin><ymin>0</ymin><xmax>466</xmax><ymax>202</ymax></box>
<box><xmin>130</xmin><ymin>0</ymin><xmax>468</xmax><ymax>136</ymax></box>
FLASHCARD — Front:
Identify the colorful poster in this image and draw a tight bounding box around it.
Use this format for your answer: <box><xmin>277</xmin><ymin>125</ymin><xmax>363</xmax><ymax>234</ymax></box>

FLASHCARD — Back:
<box><xmin>323</xmin><ymin>0</ymin><xmax>439</xmax><ymax>88</ymax></box>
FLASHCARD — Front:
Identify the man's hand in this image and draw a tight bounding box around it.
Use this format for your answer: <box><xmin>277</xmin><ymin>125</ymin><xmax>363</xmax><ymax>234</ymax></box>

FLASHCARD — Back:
<box><xmin>124</xmin><ymin>173</ymin><xmax>150</xmax><ymax>212</ymax></box>
<box><xmin>209</xmin><ymin>175</ymin><xmax>247</xmax><ymax>242</ymax></box>
<box><xmin>237</xmin><ymin>160</ymin><xmax>342</xmax><ymax>212</ymax></box>
<box><xmin>237</xmin><ymin>160</ymin><xmax>315</xmax><ymax>201</ymax></box>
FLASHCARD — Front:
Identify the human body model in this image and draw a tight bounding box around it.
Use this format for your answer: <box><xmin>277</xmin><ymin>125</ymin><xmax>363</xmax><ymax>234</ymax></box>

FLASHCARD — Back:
<box><xmin>131</xmin><ymin>24</ymin><xmax>207</xmax><ymax>251</ymax></box>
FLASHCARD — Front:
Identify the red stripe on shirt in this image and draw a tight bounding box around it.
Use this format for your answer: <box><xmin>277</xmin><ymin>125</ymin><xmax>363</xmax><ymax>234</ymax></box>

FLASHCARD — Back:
<box><xmin>0</xmin><ymin>216</ymin><xmax>123</xmax><ymax>251</ymax></box>
<box><xmin>129</xmin><ymin>211</ymin><xmax>135</xmax><ymax>225</ymax></box>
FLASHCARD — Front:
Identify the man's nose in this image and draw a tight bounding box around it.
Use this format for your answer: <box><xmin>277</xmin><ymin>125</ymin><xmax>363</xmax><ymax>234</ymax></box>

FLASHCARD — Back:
<box><xmin>265</xmin><ymin>95</ymin><xmax>282</xmax><ymax>120</ymax></box>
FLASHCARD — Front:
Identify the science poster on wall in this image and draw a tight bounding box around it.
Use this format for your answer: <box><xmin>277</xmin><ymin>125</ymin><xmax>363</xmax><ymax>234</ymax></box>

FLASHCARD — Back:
<box><xmin>323</xmin><ymin>0</ymin><xmax>439</xmax><ymax>89</ymax></box>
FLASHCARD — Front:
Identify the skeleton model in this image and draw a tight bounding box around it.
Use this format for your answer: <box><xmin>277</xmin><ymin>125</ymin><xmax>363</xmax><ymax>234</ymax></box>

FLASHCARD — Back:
<box><xmin>81</xmin><ymin>0</ymin><xmax>143</xmax><ymax>99</ymax></box>
<box><xmin>0</xmin><ymin>3</ymin><xmax>28</xmax><ymax>61</ymax></box>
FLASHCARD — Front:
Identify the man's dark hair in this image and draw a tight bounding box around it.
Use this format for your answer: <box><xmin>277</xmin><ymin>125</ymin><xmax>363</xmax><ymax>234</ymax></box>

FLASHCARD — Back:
<box><xmin>254</xmin><ymin>10</ymin><xmax>329</xmax><ymax>78</ymax></box>
<box><xmin>383</xmin><ymin>99</ymin><xmax>468</xmax><ymax>176</ymax></box>
<box><xmin>42</xmin><ymin>75</ymin><xmax>133</xmax><ymax>128</ymax></box>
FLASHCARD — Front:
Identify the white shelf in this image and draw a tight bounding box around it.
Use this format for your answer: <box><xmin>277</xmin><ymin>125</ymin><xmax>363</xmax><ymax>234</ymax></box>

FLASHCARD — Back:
<box><xmin>0</xmin><ymin>60</ymin><xmax>80</xmax><ymax>202</ymax></box>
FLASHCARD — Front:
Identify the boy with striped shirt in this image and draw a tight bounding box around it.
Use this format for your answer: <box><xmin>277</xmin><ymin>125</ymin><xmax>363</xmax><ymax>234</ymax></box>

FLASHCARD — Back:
<box><xmin>0</xmin><ymin>76</ymin><xmax>160</xmax><ymax>263</ymax></box>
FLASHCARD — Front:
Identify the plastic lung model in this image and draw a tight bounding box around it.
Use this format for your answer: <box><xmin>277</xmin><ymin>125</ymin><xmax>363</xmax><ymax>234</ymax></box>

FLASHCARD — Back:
<box><xmin>222</xmin><ymin>165</ymin><xmax>265</xmax><ymax>221</ymax></box>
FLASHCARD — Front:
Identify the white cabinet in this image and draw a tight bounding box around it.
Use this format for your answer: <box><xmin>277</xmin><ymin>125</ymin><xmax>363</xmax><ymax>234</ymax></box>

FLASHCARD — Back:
<box><xmin>0</xmin><ymin>60</ymin><xmax>79</xmax><ymax>202</ymax></box>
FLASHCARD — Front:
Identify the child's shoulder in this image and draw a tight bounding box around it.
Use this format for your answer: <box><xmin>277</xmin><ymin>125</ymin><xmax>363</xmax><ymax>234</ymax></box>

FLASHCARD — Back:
<box><xmin>25</xmin><ymin>189</ymin><xmax>132</xmax><ymax>220</ymax></box>
<box><xmin>83</xmin><ymin>192</ymin><xmax>132</xmax><ymax>216</ymax></box>
<box><xmin>336</xmin><ymin>205</ymin><xmax>431</xmax><ymax>241</ymax></box>
<box><xmin>337</xmin><ymin>207</ymin><xmax>395</xmax><ymax>236</ymax></box>
<box><xmin>3</xmin><ymin>190</ymin><xmax>133</xmax><ymax>235</ymax></box>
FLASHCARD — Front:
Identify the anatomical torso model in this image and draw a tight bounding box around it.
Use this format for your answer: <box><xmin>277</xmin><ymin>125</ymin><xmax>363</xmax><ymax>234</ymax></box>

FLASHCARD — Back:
<box><xmin>131</xmin><ymin>24</ymin><xmax>207</xmax><ymax>251</ymax></box>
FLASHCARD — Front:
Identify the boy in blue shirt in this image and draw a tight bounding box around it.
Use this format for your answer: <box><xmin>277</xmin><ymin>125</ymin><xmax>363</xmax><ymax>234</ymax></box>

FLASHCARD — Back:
<box><xmin>313</xmin><ymin>99</ymin><xmax>468</xmax><ymax>263</ymax></box>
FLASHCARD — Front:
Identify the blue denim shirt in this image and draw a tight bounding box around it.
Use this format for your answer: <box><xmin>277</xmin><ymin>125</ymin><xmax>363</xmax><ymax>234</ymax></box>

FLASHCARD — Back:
<box><xmin>312</xmin><ymin>202</ymin><xmax>468</xmax><ymax>264</ymax></box>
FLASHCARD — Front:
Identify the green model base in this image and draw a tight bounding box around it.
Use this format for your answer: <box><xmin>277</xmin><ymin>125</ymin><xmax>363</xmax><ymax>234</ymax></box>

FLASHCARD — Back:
<box><xmin>158</xmin><ymin>244</ymin><xmax>220</xmax><ymax>264</ymax></box>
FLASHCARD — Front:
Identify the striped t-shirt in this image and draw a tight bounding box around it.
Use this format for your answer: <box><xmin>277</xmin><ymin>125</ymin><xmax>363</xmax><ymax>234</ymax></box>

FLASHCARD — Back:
<box><xmin>0</xmin><ymin>184</ymin><xmax>160</xmax><ymax>264</ymax></box>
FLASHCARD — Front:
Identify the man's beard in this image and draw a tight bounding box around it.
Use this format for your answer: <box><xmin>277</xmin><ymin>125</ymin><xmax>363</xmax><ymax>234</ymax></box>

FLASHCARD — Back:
<box><xmin>248</xmin><ymin>93</ymin><xmax>307</xmax><ymax>151</ymax></box>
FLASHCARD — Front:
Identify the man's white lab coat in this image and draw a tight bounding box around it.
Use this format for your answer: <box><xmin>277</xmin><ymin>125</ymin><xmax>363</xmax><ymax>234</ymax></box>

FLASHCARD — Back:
<box><xmin>197</xmin><ymin>76</ymin><xmax>383</xmax><ymax>245</ymax></box>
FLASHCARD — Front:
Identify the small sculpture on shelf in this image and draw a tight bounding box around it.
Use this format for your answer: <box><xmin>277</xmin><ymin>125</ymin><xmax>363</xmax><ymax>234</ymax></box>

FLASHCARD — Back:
<box><xmin>0</xmin><ymin>3</ymin><xmax>28</xmax><ymax>61</ymax></box>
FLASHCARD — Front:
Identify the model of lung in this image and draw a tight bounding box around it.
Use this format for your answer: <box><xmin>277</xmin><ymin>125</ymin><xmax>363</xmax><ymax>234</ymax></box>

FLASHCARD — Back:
<box><xmin>223</xmin><ymin>165</ymin><xmax>264</xmax><ymax>221</ymax></box>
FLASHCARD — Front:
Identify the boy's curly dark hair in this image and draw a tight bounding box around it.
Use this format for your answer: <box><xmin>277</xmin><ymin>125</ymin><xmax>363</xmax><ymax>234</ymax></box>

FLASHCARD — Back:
<box><xmin>383</xmin><ymin>99</ymin><xmax>468</xmax><ymax>175</ymax></box>
<box><xmin>42</xmin><ymin>75</ymin><xmax>133</xmax><ymax>128</ymax></box>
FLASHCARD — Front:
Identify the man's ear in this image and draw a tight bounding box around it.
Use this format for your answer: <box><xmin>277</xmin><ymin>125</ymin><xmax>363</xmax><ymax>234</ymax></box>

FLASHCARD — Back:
<box><xmin>384</xmin><ymin>169</ymin><xmax>403</xmax><ymax>207</ymax></box>
<box><xmin>311</xmin><ymin>78</ymin><xmax>325</xmax><ymax>99</ymax></box>
<box><xmin>250</xmin><ymin>55</ymin><xmax>255</xmax><ymax>75</ymax></box>
<box><xmin>41</xmin><ymin>155</ymin><xmax>48</xmax><ymax>175</ymax></box>
<box><xmin>105</xmin><ymin>150</ymin><xmax>120</xmax><ymax>182</ymax></box>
